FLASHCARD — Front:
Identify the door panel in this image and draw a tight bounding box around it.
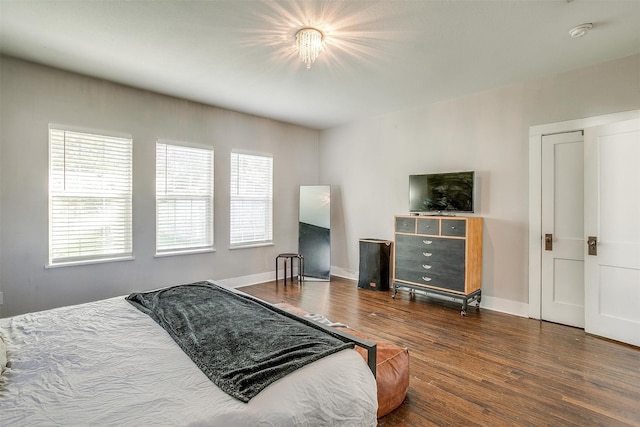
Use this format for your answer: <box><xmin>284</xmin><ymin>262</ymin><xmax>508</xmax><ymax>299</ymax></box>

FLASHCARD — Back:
<box><xmin>552</xmin><ymin>259</ymin><xmax>583</xmax><ymax>306</ymax></box>
<box><xmin>585</xmin><ymin>118</ymin><xmax>640</xmax><ymax>347</ymax></box>
<box><xmin>599</xmin><ymin>266</ymin><xmax>640</xmax><ymax>322</ymax></box>
<box><xmin>541</xmin><ymin>132</ymin><xmax>585</xmax><ymax>328</ymax></box>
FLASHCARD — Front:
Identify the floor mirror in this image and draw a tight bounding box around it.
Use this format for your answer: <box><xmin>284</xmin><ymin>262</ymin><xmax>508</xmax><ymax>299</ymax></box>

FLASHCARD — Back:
<box><xmin>299</xmin><ymin>185</ymin><xmax>331</xmax><ymax>280</ymax></box>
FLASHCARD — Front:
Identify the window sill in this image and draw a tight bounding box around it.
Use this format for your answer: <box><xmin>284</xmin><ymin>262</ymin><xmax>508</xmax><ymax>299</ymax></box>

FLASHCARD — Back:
<box><xmin>46</xmin><ymin>256</ymin><xmax>135</xmax><ymax>269</ymax></box>
<box><xmin>155</xmin><ymin>248</ymin><xmax>216</xmax><ymax>258</ymax></box>
<box><xmin>229</xmin><ymin>242</ymin><xmax>274</xmax><ymax>250</ymax></box>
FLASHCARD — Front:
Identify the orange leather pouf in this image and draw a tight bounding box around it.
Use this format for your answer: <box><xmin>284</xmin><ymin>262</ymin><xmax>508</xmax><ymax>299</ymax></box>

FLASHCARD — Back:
<box><xmin>274</xmin><ymin>303</ymin><xmax>409</xmax><ymax>418</ymax></box>
<box><xmin>335</xmin><ymin>326</ymin><xmax>409</xmax><ymax>417</ymax></box>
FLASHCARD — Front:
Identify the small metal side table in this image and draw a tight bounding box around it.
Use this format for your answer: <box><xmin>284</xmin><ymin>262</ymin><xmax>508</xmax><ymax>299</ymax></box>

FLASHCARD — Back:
<box><xmin>275</xmin><ymin>253</ymin><xmax>304</xmax><ymax>285</ymax></box>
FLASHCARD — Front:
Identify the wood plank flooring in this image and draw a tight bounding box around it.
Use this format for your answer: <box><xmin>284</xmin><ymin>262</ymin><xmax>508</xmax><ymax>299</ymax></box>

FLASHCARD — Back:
<box><xmin>240</xmin><ymin>277</ymin><xmax>640</xmax><ymax>427</ymax></box>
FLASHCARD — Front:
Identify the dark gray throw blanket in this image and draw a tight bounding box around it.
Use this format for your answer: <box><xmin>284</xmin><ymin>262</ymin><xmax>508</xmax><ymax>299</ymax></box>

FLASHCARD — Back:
<box><xmin>125</xmin><ymin>281</ymin><xmax>353</xmax><ymax>402</ymax></box>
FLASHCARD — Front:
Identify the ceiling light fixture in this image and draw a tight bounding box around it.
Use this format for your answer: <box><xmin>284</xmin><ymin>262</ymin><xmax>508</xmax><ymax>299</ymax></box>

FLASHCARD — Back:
<box><xmin>569</xmin><ymin>23</ymin><xmax>593</xmax><ymax>38</ymax></box>
<box><xmin>295</xmin><ymin>27</ymin><xmax>324</xmax><ymax>69</ymax></box>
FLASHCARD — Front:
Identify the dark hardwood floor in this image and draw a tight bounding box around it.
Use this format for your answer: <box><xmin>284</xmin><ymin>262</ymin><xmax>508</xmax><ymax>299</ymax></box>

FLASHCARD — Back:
<box><xmin>241</xmin><ymin>277</ymin><xmax>640</xmax><ymax>427</ymax></box>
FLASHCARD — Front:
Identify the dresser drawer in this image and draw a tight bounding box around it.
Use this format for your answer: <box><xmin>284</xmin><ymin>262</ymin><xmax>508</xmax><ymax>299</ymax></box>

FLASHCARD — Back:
<box><xmin>394</xmin><ymin>267</ymin><xmax>465</xmax><ymax>292</ymax></box>
<box><xmin>395</xmin><ymin>248</ymin><xmax>458</xmax><ymax>265</ymax></box>
<box><xmin>395</xmin><ymin>217</ymin><xmax>416</xmax><ymax>233</ymax></box>
<box><xmin>395</xmin><ymin>258</ymin><xmax>465</xmax><ymax>276</ymax></box>
<box><xmin>395</xmin><ymin>235</ymin><xmax>465</xmax><ymax>261</ymax></box>
<box><xmin>441</xmin><ymin>219</ymin><xmax>466</xmax><ymax>237</ymax></box>
<box><xmin>416</xmin><ymin>217</ymin><xmax>439</xmax><ymax>235</ymax></box>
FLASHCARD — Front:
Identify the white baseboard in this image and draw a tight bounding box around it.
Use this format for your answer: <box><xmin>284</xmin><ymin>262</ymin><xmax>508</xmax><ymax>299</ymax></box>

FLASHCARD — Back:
<box><xmin>479</xmin><ymin>295</ymin><xmax>529</xmax><ymax>318</ymax></box>
<box><xmin>220</xmin><ymin>267</ymin><xmax>304</xmax><ymax>289</ymax></box>
<box><xmin>330</xmin><ymin>266</ymin><xmax>358</xmax><ymax>281</ymax></box>
<box><xmin>218</xmin><ymin>271</ymin><xmax>275</xmax><ymax>289</ymax></box>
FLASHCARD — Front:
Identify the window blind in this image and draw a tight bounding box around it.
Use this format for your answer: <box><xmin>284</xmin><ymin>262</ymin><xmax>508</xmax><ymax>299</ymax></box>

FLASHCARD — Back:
<box><xmin>230</xmin><ymin>152</ymin><xmax>273</xmax><ymax>246</ymax></box>
<box><xmin>49</xmin><ymin>127</ymin><xmax>133</xmax><ymax>265</ymax></box>
<box><xmin>156</xmin><ymin>142</ymin><xmax>214</xmax><ymax>254</ymax></box>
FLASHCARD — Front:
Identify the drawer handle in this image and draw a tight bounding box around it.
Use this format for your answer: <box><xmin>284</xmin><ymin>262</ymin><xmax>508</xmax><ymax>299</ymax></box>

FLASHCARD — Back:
<box><xmin>421</xmin><ymin>276</ymin><xmax>432</xmax><ymax>282</ymax></box>
<box><xmin>451</xmin><ymin>226</ymin><xmax>456</xmax><ymax>230</ymax></box>
<box><xmin>422</xmin><ymin>252</ymin><xmax>432</xmax><ymax>257</ymax></box>
<box><xmin>422</xmin><ymin>264</ymin><xmax>432</xmax><ymax>269</ymax></box>
<box><xmin>422</xmin><ymin>240</ymin><xmax>433</xmax><ymax>245</ymax></box>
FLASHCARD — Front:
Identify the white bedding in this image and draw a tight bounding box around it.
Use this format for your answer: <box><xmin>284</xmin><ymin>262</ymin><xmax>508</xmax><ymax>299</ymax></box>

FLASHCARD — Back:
<box><xmin>0</xmin><ymin>296</ymin><xmax>377</xmax><ymax>426</ymax></box>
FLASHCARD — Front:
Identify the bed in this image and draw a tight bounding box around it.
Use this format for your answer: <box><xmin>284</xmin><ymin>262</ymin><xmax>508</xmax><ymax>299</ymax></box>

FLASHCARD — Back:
<box><xmin>0</xmin><ymin>281</ymin><xmax>378</xmax><ymax>426</ymax></box>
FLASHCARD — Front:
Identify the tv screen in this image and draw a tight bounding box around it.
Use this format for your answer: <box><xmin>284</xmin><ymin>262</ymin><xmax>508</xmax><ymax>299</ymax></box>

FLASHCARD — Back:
<box><xmin>409</xmin><ymin>171</ymin><xmax>474</xmax><ymax>213</ymax></box>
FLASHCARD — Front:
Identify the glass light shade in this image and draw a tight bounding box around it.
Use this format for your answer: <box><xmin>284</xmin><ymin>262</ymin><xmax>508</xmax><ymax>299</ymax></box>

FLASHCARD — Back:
<box><xmin>295</xmin><ymin>27</ymin><xmax>324</xmax><ymax>69</ymax></box>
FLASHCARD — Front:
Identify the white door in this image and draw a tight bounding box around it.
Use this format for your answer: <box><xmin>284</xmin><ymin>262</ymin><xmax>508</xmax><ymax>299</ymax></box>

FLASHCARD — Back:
<box><xmin>541</xmin><ymin>132</ymin><xmax>585</xmax><ymax>328</ymax></box>
<box><xmin>584</xmin><ymin>118</ymin><xmax>640</xmax><ymax>347</ymax></box>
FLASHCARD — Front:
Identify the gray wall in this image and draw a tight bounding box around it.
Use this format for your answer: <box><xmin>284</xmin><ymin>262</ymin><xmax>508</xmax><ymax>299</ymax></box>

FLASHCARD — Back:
<box><xmin>320</xmin><ymin>54</ymin><xmax>640</xmax><ymax>314</ymax></box>
<box><xmin>2</xmin><ymin>53</ymin><xmax>639</xmax><ymax>318</ymax></box>
<box><xmin>0</xmin><ymin>56</ymin><xmax>320</xmax><ymax>317</ymax></box>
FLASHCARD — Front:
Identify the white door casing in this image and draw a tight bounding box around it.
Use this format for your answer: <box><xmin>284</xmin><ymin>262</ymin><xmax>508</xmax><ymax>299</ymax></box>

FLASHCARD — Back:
<box><xmin>541</xmin><ymin>132</ymin><xmax>585</xmax><ymax>328</ymax></box>
<box><xmin>529</xmin><ymin>109</ymin><xmax>640</xmax><ymax>338</ymax></box>
<box><xmin>584</xmin><ymin>118</ymin><xmax>640</xmax><ymax>347</ymax></box>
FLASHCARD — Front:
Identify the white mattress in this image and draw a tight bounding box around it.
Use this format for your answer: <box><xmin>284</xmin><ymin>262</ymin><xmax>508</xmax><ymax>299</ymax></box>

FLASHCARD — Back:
<box><xmin>0</xmin><ymin>296</ymin><xmax>377</xmax><ymax>426</ymax></box>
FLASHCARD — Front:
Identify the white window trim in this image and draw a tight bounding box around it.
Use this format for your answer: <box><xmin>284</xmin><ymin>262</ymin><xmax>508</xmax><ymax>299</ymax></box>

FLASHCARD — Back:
<box><xmin>47</xmin><ymin>124</ymin><xmax>133</xmax><ymax>267</ymax></box>
<box><xmin>229</xmin><ymin>151</ymin><xmax>274</xmax><ymax>248</ymax></box>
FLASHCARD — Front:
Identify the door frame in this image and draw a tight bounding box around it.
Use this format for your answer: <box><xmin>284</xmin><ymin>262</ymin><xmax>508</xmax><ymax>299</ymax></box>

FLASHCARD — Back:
<box><xmin>528</xmin><ymin>109</ymin><xmax>640</xmax><ymax>320</ymax></box>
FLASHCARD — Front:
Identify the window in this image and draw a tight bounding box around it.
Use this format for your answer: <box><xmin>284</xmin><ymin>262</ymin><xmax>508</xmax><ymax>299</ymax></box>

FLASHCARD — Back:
<box><xmin>156</xmin><ymin>141</ymin><xmax>214</xmax><ymax>254</ymax></box>
<box><xmin>49</xmin><ymin>126</ymin><xmax>133</xmax><ymax>266</ymax></box>
<box><xmin>230</xmin><ymin>152</ymin><xmax>273</xmax><ymax>246</ymax></box>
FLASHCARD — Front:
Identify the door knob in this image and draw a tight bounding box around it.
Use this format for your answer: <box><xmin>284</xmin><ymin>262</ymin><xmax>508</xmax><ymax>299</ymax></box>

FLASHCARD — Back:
<box><xmin>587</xmin><ymin>236</ymin><xmax>597</xmax><ymax>256</ymax></box>
<box><xmin>545</xmin><ymin>233</ymin><xmax>553</xmax><ymax>251</ymax></box>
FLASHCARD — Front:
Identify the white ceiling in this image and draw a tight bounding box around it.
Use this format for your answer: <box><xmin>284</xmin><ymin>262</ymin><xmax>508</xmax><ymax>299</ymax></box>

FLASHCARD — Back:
<box><xmin>1</xmin><ymin>0</ymin><xmax>639</xmax><ymax>130</ymax></box>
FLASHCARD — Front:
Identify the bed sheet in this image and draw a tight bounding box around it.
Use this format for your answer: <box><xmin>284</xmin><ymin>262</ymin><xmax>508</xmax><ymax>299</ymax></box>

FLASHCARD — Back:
<box><xmin>0</xmin><ymin>295</ymin><xmax>377</xmax><ymax>426</ymax></box>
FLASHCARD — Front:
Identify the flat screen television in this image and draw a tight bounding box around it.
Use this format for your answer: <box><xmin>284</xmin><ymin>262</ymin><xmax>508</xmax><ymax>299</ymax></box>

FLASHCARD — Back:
<box><xmin>409</xmin><ymin>171</ymin><xmax>475</xmax><ymax>214</ymax></box>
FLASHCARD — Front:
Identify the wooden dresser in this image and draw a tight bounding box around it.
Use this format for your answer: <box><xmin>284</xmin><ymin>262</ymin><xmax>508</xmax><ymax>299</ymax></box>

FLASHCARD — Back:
<box><xmin>393</xmin><ymin>215</ymin><xmax>482</xmax><ymax>315</ymax></box>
